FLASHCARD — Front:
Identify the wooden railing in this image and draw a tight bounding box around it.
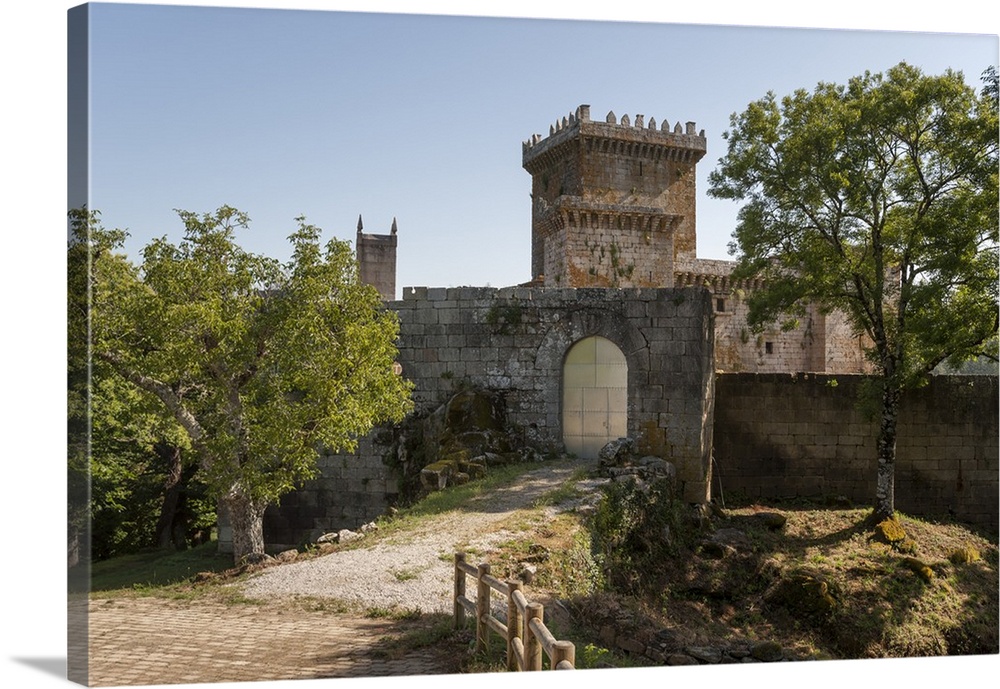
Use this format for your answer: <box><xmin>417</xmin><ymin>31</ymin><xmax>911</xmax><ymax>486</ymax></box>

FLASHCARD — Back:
<box><xmin>453</xmin><ymin>552</ymin><xmax>575</xmax><ymax>671</ymax></box>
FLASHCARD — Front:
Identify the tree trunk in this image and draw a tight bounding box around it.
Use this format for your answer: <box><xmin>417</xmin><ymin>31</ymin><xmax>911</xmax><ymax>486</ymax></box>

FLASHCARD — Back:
<box><xmin>222</xmin><ymin>489</ymin><xmax>269</xmax><ymax>564</ymax></box>
<box><xmin>873</xmin><ymin>383</ymin><xmax>902</xmax><ymax>523</ymax></box>
<box><xmin>154</xmin><ymin>443</ymin><xmax>184</xmax><ymax>550</ymax></box>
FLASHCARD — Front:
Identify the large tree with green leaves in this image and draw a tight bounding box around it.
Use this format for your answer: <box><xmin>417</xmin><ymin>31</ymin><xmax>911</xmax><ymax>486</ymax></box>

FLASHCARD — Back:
<box><xmin>70</xmin><ymin>206</ymin><xmax>412</xmax><ymax>562</ymax></box>
<box><xmin>709</xmin><ymin>62</ymin><xmax>998</xmax><ymax>522</ymax></box>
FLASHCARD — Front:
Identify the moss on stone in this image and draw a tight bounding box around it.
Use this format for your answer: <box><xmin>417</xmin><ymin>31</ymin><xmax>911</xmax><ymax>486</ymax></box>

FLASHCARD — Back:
<box><xmin>901</xmin><ymin>557</ymin><xmax>935</xmax><ymax>583</ymax></box>
<box><xmin>948</xmin><ymin>547</ymin><xmax>981</xmax><ymax>565</ymax></box>
<box><xmin>768</xmin><ymin>567</ymin><xmax>838</xmax><ymax>619</ymax></box>
<box><xmin>755</xmin><ymin>512</ymin><xmax>787</xmax><ymax>531</ymax></box>
<box><xmin>750</xmin><ymin>640</ymin><xmax>784</xmax><ymax>662</ymax></box>
<box><xmin>873</xmin><ymin>518</ymin><xmax>906</xmax><ymax>545</ymax></box>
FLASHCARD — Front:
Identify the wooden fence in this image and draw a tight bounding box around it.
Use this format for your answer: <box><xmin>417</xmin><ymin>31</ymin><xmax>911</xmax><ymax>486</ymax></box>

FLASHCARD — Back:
<box><xmin>453</xmin><ymin>552</ymin><xmax>575</xmax><ymax>671</ymax></box>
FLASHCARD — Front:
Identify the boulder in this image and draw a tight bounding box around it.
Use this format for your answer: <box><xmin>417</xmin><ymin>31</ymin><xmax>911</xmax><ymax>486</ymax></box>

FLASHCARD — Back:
<box><xmin>518</xmin><ymin>563</ymin><xmax>538</xmax><ymax>584</ymax></box>
<box><xmin>767</xmin><ymin>567</ymin><xmax>838</xmax><ymax>618</ymax></box>
<box><xmin>697</xmin><ymin>540</ymin><xmax>735</xmax><ymax>560</ymax></box>
<box><xmin>667</xmin><ymin>654</ymin><xmax>699</xmax><ymax>666</ymax></box>
<box><xmin>637</xmin><ymin>456</ymin><xmax>676</xmax><ymax>480</ymax></box>
<box><xmin>337</xmin><ymin>529</ymin><xmax>362</xmax><ymax>544</ymax></box>
<box><xmin>753</xmin><ymin>511</ymin><xmax>787</xmax><ymax>531</ymax></box>
<box><xmin>750</xmin><ymin>641</ymin><xmax>784</xmax><ymax>662</ymax></box>
<box><xmin>598</xmin><ymin>437</ymin><xmax>637</xmax><ymax>468</ymax></box>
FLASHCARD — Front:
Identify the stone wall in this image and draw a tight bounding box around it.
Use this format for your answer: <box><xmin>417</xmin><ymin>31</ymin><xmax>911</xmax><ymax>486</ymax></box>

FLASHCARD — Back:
<box><xmin>261</xmin><ymin>434</ymin><xmax>398</xmax><ymax>549</ymax></box>
<box><xmin>391</xmin><ymin>285</ymin><xmax>715</xmax><ymax>496</ymax></box>
<box><xmin>676</xmin><ymin>258</ymin><xmax>868</xmax><ymax>375</ymax></box>
<box><xmin>356</xmin><ymin>219</ymin><xmax>397</xmax><ymax>301</ymax></box>
<box><xmin>256</xmin><ymin>285</ymin><xmax>717</xmax><ymax>548</ymax></box>
<box><xmin>523</xmin><ymin>105</ymin><xmax>706</xmax><ymax>285</ymax></box>
<box><xmin>713</xmin><ymin>373</ymin><xmax>998</xmax><ymax>529</ymax></box>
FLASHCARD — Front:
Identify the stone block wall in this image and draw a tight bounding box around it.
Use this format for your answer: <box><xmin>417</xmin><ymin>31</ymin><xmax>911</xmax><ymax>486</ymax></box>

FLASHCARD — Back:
<box><xmin>356</xmin><ymin>223</ymin><xmax>397</xmax><ymax>301</ymax></box>
<box><xmin>262</xmin><ymin>434</ymin><xmax>398</xmax><ymax>549</ymax></box>
<box><xmin>677</xmin><ymin>258</ymin><xmax>868</xmax><ymax>375</ymax></box>
<box><xmin>392</xmin><ymin>285</ymin><xmax>716</xmax><ymax>502</ymax></box>
<box><xmin>713</xmin><ymin>373</ymin><xmax>998</xmax><ymax>529</ymax></box>
<box><xmin>523</xmin><ymin>105</ymin><xmax>706</xmax><ymax>283</ymax></box>
<box><xmin>254</xmin><ymin>285</ymin><xmax>717</xmax><ymax>549</ymax></box>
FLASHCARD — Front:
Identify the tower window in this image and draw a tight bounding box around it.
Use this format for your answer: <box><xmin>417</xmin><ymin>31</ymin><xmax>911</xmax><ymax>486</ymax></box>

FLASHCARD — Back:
<box><xmin>716</xmin><ymin>298</ymin><xmax>725</xmax><ymax>313</ymax></box>
<box><xmin>765</xmin><ymin>341</ymin><xmax>774</xmax><ymax>354</ymax></box>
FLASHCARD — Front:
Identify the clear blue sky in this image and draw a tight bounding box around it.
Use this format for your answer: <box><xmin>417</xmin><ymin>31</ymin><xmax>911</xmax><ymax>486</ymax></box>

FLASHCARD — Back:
<box><xmin>79</xmin><ymin>2</ymin><xmax>997</xmax><ymax>297</ymax></box>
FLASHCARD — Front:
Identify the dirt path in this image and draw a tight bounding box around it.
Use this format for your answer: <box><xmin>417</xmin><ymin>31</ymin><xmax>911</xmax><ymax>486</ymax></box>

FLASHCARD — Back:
<box><xmin>239</xmin><ymin>458</ymin><xmax>596</xmax><ymax>612</ymax></box>
<box><xmin>87</xmin><ymin>459</ymin><xmax>597</xmax><ymax>685</ymax></box>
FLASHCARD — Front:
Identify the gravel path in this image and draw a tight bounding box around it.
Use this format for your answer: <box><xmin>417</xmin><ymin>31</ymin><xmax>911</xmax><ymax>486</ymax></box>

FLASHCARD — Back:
<box><xmin>239</xmin><ymin>459</ymin><xmax>601</xmax><ymax>613</ymax></box>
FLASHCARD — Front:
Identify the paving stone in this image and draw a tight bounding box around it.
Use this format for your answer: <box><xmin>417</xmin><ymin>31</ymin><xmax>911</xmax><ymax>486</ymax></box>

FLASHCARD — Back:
<box><xmin>85</xmin><ymin>597</ymin><xmax>465</xmax><ymax>685</ymax></box>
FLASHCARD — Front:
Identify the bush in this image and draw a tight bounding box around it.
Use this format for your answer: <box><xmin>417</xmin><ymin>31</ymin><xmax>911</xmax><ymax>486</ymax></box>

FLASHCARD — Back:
<box><xmin>590</xmin><ymin>478</ymin><xmax>682</xmax><ymax>593</ymax></box>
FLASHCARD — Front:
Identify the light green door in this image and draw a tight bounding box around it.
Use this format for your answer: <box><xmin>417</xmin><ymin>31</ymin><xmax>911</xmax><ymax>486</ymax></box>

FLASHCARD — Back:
<box><xmin>562</xmin><ymin>336</ymin><xmax>628</xmax><ymax>458</ymax></box>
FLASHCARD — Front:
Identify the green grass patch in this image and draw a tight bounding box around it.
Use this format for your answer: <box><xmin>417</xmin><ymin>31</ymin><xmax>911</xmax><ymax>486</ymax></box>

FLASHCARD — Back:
<box><xmin>90</xmin><ymin>541</ymin><xmax>233</xmax><ymax>593</ymax></box>
<box><xmin>370</xmin><ymin>613</ymin><xmax>458</xmax><ymax>660</ymax></box>
<box><xmin>373</xmin><ymin>461</ymin><xmax>563</xmax><ymax>538</ymax></box>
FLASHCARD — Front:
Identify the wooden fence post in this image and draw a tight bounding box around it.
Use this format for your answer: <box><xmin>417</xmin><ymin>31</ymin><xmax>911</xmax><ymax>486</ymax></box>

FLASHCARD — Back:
<box><xmin>476</xmin><ymin>563</ymin><xmax>491</xmax><ymax>655</ymax></box>
<box><xmin>552</xmin><ymin>640</ymin><xmax>575</xmax><ymax>670</ymax></box>
<box><xmin>453</xmin><ymin>552</ymin><xmax>466</xmax><ymax>630</ymax></box>
<box><xmin>506</xmin><ymin>580</ymin><xmax>523</xmax><ymax>671</ymax></box>
<box><xmin>524</xmin><ymin>602</ymin><xmax>543</xmax><ymax>671</ymax></box>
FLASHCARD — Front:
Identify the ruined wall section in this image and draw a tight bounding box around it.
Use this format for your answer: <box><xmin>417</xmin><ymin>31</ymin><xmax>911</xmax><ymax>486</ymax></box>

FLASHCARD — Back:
<box><xmin>714</xmin><ymin>373</ymin><xmax>998</xmax><ymax>528</ymax></box>
<box><xmin>677</xmin><ymin>258</ymin><xmax>868</xmax><ymax>374</ymax></box>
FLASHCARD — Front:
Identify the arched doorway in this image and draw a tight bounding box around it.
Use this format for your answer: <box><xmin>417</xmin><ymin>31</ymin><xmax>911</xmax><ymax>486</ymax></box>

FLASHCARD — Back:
<box><xmin>562</xmin><ymin>336</ymin><xmax>628</xmax><ymax>458</ymax></box>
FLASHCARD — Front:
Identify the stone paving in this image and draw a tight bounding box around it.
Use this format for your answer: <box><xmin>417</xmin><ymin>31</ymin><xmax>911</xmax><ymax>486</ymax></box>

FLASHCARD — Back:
<box><xmin>86</xmin><ymin>596</ymin><xmax>467</xmax><ymax>686</ymax></box>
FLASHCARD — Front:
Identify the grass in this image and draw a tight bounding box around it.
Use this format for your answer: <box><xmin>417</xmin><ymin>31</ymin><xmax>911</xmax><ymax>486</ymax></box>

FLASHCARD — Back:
<box><xmin>559</xmin><ymin>500</ymin><xmax>999</xmax><ymax>661</ymax></box>
<box><xmin>369</xmin><ymin>613</ymin><xmax>458</xmax><ymax>661</ymax></box>
<box><xmin>365</xmin><ymin>461</ymin><xmax>561</xmax><ymax>544</ymax></box>
<box><xmin>530</xmin><ymin>467</ymin><xmax>591</xmax><ymax>507</ymax></box>
<box><xmin>90</xmin><ymin>540</ymin><xmax>234</xmax><ymax>593</ymax></box>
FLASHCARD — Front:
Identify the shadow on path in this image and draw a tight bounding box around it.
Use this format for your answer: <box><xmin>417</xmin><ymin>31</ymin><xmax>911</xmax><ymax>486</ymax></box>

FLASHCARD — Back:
<box><xmin>87</xmin><ymin>597</ymin><xmax>466</xmax><ymax>685</ymax></box>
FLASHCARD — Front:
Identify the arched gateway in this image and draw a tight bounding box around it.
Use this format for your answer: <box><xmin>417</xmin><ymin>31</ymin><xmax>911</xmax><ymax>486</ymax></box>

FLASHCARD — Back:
<box><xmin>562</xmin><ymin>335</ymin><xmax>628</xmax><ymax>458</ymax></box>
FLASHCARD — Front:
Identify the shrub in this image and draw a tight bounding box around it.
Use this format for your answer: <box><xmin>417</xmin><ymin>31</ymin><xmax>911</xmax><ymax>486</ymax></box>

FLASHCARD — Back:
<box><xmin>590</xmin><ymin>478</ymin><xmax>682</xmax><ymax>593</ymax></box>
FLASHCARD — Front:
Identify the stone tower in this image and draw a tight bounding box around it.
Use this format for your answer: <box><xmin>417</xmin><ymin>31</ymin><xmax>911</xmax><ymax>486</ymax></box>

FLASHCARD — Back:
<box><xmin>522</xmin><ymin>104</ymin><xmax>707</xmax><ymax>287</ymax></box>
<box><xmin>355</xmin><ymin>215</ymin><xmax>398</xmax><ymax>301</ymax></box>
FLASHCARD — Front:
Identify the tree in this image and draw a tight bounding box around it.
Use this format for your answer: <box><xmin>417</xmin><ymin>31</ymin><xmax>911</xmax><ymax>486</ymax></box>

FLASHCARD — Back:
<box><xmin>70</xmin><ymin>206</ymin><xmax>413</xmax><ymax>562</ymax></box>
<box><xmin>708</xmin><ymin>62</ymin><xmax>999</xmax><ymax>522</ymax></box>
<box><xmin>70</xmin><ymin>210</ymin><xmax>210</xmax><ymax>561</ymax></box>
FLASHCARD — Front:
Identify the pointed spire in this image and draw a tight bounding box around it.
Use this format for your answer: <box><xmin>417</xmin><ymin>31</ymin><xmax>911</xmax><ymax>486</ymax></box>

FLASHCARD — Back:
<box><xmin>391</xmin><ymin>217</ymin><xmax>398</xmax><ymax>235</ymax></box>
<box><xmin>357</xmin><ymin>214</ymin><xmax>364</xmax><ymax>232</ymax></box>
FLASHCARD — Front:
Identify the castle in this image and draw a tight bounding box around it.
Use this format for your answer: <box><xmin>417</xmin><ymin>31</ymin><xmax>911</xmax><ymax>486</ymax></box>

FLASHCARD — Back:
<box><xmin>244</xmin><ymin>105</ymin><xmax>995</xmax><ymax>552</ymax></box>
<box><xmin>359</xmin><ymin>104</ymin><xmax>869</xmax><ymax>376</ymax></box>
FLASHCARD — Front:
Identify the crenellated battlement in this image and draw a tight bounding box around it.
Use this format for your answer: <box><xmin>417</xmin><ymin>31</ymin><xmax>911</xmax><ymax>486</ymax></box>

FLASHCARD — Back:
<box><xmin>522</xmin><ymin>103</ymin><xmax>706</xmax><ymax>168</ymax></box>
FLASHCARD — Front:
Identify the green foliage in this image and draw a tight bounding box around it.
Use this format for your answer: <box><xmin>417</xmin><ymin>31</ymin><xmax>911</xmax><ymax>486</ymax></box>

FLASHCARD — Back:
<box><xmin>69</xmin><ymin>206</ymin><xmax>414</xmax><ymax>561</ymax></box>
<box><xmin>590</xmin><ymin>478</ymin><xmax>681</xmax><ymax>593</ymax></box>
<box><xmin>709</xmin><ymin>63</ymin><xmax>999</xmax><ymax>519</ymax></box>
<box><xmin>710</xmin><ymin>62</ymin><xmax>998</xmax><ymax>385</ymax></box>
